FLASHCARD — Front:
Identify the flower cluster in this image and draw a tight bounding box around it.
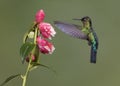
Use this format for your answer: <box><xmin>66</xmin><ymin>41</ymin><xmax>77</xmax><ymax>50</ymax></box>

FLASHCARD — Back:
<box><xmin>23</xmin><ymin>9</ymin><xmax>56</xmax><ymax>63</ymax></box>
<box><xmin>35</xmin><ymin>9</ymin><xmax>56</xmax><ymax>54</ymax></box>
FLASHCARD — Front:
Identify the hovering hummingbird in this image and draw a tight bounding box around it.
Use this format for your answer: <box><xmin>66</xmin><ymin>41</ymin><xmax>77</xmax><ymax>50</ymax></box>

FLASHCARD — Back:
<box><xmin>54</xmin><ymin>16</ymin><xmax>98</xmax><ymax>63</ymax></box>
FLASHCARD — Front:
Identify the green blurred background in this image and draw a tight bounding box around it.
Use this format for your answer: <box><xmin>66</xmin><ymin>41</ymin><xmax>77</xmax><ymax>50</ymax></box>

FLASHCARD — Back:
<box><xmin>0</xmin><ymin>0</ymin><xmax>120</xmax><ymax>86</ymax></box>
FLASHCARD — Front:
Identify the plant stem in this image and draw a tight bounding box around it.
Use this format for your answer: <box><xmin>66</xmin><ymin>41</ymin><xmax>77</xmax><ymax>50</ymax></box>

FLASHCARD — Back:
<box><xmin>22</xmin><ymin>55</ymin><xmax>32</xmax><ymax>86</ymax></box>
<box><xmin>34</xmin><ymin>27</ymin><xmax>38</xmax><ymax>44</ymax></box>
<box><xmin>22</xmin><ymin>24</ymin><xmax>38</xmax><ymax>86</ymax></box>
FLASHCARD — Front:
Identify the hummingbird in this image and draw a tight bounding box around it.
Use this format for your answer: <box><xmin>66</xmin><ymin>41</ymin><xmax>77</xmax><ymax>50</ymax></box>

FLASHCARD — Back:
<box><xmin>54</xmin><ymin>16</ymin><xmax>98</xmax><ymax>63</ymax></box>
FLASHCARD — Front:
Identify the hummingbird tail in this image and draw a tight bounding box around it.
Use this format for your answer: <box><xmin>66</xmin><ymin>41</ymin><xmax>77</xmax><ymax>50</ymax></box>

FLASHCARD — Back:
<box><xmin>90</xmin><ymin>46</ymin><xmax>97</xmax><ymax>63</ymax></box>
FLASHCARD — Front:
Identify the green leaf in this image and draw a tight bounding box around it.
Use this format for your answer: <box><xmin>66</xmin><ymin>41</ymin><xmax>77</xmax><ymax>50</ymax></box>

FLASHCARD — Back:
<box><xmin>23</xmin><ymin>31</ymin><xmax>28</xmax><ymax>43</ymax></box>
<box><xmin>20</xmin><ymin>42</ymin><xmax>35</xmax><ymax>63</ymax></box>
<box><xmin>39</xmin><ymin>64</ymin><xmax>57</xmax><ymax>74</ymax></box>
<box><xmin>31</xmin><ymin>63</ymin><xmax>57</xmax><ymax>74</ymax></box>
<box><xmin>0</xmin><ymin>74</ymin><xmax>20</xmax><ymax>86</ymax></box>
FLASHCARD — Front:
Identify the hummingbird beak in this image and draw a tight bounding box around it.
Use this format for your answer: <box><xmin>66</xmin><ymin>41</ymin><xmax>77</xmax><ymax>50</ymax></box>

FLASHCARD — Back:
<box><xmin>72</xmin><ymin>18</ymin><xmax>81</xmax><ymax>21</ymax></box>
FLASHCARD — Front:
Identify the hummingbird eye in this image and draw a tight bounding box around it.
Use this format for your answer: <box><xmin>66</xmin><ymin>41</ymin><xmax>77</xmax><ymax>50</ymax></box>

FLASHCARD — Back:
<box><xmin>83</xmin><ymin>18</ymin><xmax>87</xmax><ymax>21</ymax></box>
<box><xmin>85</xmin><ymin>18</ymin><xmax>90</xmax><ymax>21</ymax></box>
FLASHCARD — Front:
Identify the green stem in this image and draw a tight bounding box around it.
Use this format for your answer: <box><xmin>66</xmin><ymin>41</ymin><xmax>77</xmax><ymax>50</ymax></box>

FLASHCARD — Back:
<box><xmin>21</xmin><ymin>24</ymin><xmax>38</xmax><ymax>86</ymax></box>
<box><xmin>34</xmin><ymin>27</ymin><xmax>38</xmax><ymax>44</ymax></box>
<box><xmin>22</xmin><ymin>24</ymin><xmax>38</xmax><ymax>86</ymax></box>
<box><xmin>22</xmin><ymin>56</ymin><xmax>32</xmax><ymax>86</ymax></box>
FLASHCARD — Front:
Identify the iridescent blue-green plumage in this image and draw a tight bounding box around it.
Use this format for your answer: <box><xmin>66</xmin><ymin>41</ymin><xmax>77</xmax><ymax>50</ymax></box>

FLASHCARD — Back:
<box><xmin>54</xmin><ymin>16</ymin><xmax>98</xmax><ymax>63</ymax></box>
<box><xmin>89</xmin><ymin>28</ymin><xmax>98</xmax><ymax>63</ymax></box>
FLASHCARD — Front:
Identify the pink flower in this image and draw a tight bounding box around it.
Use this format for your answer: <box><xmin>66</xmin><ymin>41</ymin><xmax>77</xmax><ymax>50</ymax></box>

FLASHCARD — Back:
<box><xmin>38</xmin><ymin>22</ymin><xmax>56</xmax><ymax>39</ymax></box>
<box><xmin>35</xmin><ymin>9</ymin><xmax>45</xmax><ymax>23</ymax></box>
<box><xmin>36</xmin><ymin>36</ymin><xmax>55</xmax><ymax>54</ymax></box>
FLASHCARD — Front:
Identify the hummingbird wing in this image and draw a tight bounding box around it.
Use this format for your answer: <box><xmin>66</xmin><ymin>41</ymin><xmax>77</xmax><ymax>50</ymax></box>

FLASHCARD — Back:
<box><xmin>54</xmin><ymin>21</ymin><xmax>87</xmax><ymax>39</ymax></box>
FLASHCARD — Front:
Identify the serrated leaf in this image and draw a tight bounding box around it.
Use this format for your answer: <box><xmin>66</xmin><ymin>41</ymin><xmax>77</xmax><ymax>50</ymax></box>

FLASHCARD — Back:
<box><xmin>0</xmin><ymin>74</ymin><xmax>20</xmax><ymax>86</ymax></box>
<box><xmin>20</xmin><ymin>42</ymin><xmax>35</xmax><ymax>63</ymax></box>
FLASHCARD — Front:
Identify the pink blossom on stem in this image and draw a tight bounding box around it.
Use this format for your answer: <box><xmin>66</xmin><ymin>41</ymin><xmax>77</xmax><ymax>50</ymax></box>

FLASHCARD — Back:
<box><xmin>36</xmin><ymin>36</ymin><xmax>55</xmax><ymax>54</ymax></box>
<box><xmin>35</xmin><ymin>9</ymin><xmax>45</xmax><ymax>23</ymax></box>
<box><xmin>38</xmin><ymin>22</ymin><xmax>56</xmax><ymax>39</ymax></box>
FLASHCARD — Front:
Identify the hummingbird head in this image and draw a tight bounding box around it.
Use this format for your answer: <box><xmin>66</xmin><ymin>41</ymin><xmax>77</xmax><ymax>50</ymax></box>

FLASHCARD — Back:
<box><xmin>73</xmin><ymin>16</ymin><xmax>92</xmax><ymax>27</ymax></box>
<box><xmin>80</xmin><ymin>16</ymin><xmax>91</xmax><ymax>22</ymax></box>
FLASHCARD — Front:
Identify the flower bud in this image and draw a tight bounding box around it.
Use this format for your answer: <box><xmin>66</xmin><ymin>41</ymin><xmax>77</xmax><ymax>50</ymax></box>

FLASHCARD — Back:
<box><xmin>28</xmin><ymin>31</ymin><xmax>34</xmax><ymax>39</ymax></box>
<box><xmin>35</xmin><ymin>9</ymin><xmax>45</xmax><ymax>23</ymax></box>
<box><xmin>26</xmin><ymin>54</ymin><xmax>36</xmax><ymax>62</ymax></box>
